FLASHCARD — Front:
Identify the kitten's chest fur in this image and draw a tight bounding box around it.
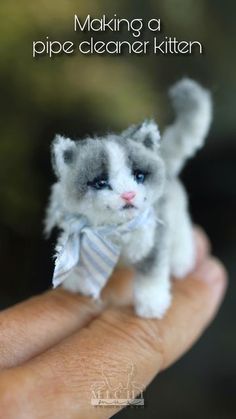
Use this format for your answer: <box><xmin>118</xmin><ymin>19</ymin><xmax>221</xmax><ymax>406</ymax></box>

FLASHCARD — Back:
<box><xmin>117</xmin><ymin>211</ymin><xmax>157</xmax><ymax>266</ymax></box>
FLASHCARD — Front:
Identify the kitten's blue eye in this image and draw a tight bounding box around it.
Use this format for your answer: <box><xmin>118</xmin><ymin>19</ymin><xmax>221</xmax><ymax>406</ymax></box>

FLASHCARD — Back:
<box><xmin>88</xmin><ymin>176</ymin><xmax>111</xmax><ymax>190</ymax></box>
<box><xmin>133</xmin><ymin>170</ymin><xmax>147</xmax><ymax>184</ymax></box>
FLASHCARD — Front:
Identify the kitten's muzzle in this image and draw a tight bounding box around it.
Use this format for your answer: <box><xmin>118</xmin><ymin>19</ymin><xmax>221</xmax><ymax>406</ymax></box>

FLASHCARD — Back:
<box><xmin>120</xmin><ymin>191</ymin><xmax>137</xmax><ymax>210</ymax></box>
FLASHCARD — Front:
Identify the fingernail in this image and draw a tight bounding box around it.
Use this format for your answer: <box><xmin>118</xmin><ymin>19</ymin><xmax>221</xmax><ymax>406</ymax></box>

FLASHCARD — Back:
<box><xmin>194</xmin><ymin>257</ymin><xmax>227</xmax><ymax>286</ymax></box>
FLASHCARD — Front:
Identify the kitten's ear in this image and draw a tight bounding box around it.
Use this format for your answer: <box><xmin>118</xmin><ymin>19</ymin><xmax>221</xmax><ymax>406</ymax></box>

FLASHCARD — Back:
<box><xmin>51</xmin><ymin>135</ymin><xmax>77</xmax><ymax>178</ymax></box>
<box><xmin>123</xmin><ymin>120</ymin><xmax>161</xmax><ymax>149</ymax></box>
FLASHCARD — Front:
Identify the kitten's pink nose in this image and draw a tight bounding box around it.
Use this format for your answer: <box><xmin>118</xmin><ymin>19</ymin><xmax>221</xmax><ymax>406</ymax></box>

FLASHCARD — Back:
<box><xmin>121</xmin><ymin>191</ymin><xmax>136</xmax><ymax>202</ymax></box>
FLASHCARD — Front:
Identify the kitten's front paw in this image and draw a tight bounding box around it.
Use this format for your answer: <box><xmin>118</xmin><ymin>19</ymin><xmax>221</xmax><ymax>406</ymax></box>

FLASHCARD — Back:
<box><xmin>62</xmin><ymin>272</ymin><xmax>102</xmax><ymax>299</ymax></box>
<box><xmin>134</xmin><ymin>283</ymin><xmax>172</xmax><ymax>319</ymax></box>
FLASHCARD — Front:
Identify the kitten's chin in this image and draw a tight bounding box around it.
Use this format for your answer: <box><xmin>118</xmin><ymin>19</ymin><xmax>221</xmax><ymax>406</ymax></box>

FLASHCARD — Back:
<box><xmin>118</xmin><ymin>206</ymin><xmax>140</xmax><ymax>221</ymax></box>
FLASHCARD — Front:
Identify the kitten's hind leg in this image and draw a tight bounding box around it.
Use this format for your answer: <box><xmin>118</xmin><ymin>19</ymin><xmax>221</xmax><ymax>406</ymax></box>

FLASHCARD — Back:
<box><xmin>171</xmin><ymin>213</ymin><xmax>196</xmax><ymax>279</ymax></box>
<box><xmin>170</xmin><ymin>208</ymin><xmax>196</xmax><ymax>279</ymax></box>
<box><xmin>134</xmin><ymin>225</ymin><xmax>172</xmax><ymax>319</ymax></box>
<box><xmin>167</xmin><ymin>179</ymin><xmax>196</xmax><ymax>280</ymax></box>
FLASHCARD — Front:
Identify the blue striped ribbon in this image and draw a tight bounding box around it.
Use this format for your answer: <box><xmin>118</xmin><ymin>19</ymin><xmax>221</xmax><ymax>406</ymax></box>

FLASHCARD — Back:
<box><xmin>52</xmin><ymin>208</ymin><xmax>156</xmax><ymax>289</ymax></box>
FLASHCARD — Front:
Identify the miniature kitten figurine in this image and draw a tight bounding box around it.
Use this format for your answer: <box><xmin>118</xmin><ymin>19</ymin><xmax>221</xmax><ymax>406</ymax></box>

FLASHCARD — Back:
<box><xmin>45</xmin><ymin>78</ymin><xmax>212</xmax><ymax>318</ymax></box>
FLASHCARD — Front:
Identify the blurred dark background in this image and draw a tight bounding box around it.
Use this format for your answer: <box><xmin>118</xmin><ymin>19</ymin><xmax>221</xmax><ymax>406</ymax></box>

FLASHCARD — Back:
<box><xmin>0</xmin><ymin>0</ymin><xmax>235</xmax><ymax>418</ymax></box>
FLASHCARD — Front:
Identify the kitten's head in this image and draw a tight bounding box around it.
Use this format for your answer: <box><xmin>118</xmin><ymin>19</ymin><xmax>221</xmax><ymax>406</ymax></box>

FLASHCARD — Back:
<box><xmin>52</xmin><ymin>120</ymin><xmax>165</xmax><ymax>226</ymax></box>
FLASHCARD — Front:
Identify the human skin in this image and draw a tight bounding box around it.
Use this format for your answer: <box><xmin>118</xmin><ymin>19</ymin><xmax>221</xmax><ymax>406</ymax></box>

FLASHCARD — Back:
<box><xmin>0</xmin><ymin>228</ymin><xmax>227</xmax><ymax>418</ymax></box>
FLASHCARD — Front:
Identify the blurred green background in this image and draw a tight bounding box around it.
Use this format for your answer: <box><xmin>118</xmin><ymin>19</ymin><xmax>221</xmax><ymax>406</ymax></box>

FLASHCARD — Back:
<box><xmin>0</xmin><ymin>1</ymin><xmax>235</xmax><ymax>418</ymax></box>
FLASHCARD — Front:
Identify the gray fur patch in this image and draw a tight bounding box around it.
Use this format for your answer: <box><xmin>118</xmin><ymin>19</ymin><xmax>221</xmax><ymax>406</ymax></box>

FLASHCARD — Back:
<box><xmin>134</xmin><ymin>222</ymin><xmax>165</xmax><ymax>274</ymax></box>
<box><xmin>71</xmin><ymin>139</ymin><xmax>109</xmax><ymax>197</ymax></box>
<box><xmin>135</xmin><ymin>220</ymin><xmax>168</xmax><ymax>275</ymax></box>
<box><xmin>51</xmin><ymin>147</ymin><xmax>58</xmax><ymax>177</ymax></box>
<box><xmin>143</xmin><ymin>134</ymin><xmax>153</xmax><ymax>149</ymax></box>
<box><xmin>63</xmin><ymin>148</ymin><xmax>75</xmax><ymax>164</ymax></box>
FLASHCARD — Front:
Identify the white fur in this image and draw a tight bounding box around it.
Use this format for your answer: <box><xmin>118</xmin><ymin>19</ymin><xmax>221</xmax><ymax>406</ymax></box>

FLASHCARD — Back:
<box><xmin>106</xmin><ymin>141</ymin><xmax>137</xmax><ymax>196</ymax></box>
<box><xmin>166</xmin><ymin>179</ymin><xmax>196</xmax><ymax>278</ymax></box>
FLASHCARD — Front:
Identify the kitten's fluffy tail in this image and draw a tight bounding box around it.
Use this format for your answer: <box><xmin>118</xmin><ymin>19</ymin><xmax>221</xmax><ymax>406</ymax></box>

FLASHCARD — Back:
<box><xmin>161</xmin><ymin>78</ymin><xmax>213</xmax><ymax>176</ymax></box>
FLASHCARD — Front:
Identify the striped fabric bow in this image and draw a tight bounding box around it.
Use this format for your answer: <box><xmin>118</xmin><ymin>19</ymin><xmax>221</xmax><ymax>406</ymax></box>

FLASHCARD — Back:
<box><xmin>52</xmin><ymin>208</ymin><xmax>155</xmax><ymax>291</ymax></box>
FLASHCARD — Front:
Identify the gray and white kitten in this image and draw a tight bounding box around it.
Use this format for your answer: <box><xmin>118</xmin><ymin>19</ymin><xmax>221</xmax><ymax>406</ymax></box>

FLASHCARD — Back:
<box><xmin>45</xmin><ymin>78</ymin><xmax>212</xmax><ymax>318</ymax></box>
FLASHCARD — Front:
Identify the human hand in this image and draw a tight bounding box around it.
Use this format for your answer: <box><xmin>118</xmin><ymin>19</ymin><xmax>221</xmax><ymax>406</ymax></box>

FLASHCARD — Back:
<box><xmin>0</xmin><ymin>228</ymin><xmax>227</xmax><ymax>418</ymax></box>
